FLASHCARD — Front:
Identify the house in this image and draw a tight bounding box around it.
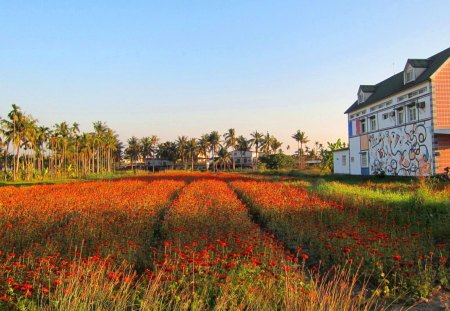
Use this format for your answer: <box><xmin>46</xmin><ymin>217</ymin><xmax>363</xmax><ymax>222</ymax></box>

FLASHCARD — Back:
<box><xmin>230</xmin><ymin>151</ymin><xmax>260</xmax><ymax>168</ymax></box>
<box><xmin>333</xmin><ymin>148</ymin><xmax>350</xmax><ymax>174</ymax></box>
<box><xmin>336</xmin><ymin>47</ymin><xmax>450</xmax><ymax>176</ymax></box>
<box><xmin>145</xmin><ymin>159</ymin><xmax>173</xmax><ymax>171</ymax></box>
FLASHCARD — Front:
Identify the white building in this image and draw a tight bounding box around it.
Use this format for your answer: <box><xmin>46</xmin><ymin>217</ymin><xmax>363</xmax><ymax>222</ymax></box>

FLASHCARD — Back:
<box><xmin>333</xmin><ymin>148</ymin><xmax>350</xmax><ymax>174</ymax></box>
<box><xmin>338</xmin><ymin>47</ymin><xmax>450</xmax><ymax>176</ymax></box>
<box><xmin>230</xmin><ymin>151</ymin><xmax>260</xmax><ymax>168</ymax></box>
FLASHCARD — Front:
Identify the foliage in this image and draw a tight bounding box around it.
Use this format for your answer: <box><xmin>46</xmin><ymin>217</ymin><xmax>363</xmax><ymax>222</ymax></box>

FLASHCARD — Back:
<box><xmin>320</xmin><ymin>138</ymin><xmax>347</xmax><ymax>172</ymax></box>
<box><xmin>259</xmin><ymin>153</ymin><xmax>296</xmax><ymax>169</ymax></box>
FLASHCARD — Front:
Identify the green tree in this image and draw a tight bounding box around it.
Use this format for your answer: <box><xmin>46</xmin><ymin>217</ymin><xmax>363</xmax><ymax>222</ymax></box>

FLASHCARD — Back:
<box><xmin>208</xmin><ymin>131</ymin><xmax>220</xmax><ymax>172</ymax></box>
<box><xmin>125</xmin><ymin>136</ymin><xmax>141</xmax><ymax>171</ymax></box>
<box><xmin>249</xmin><ymin>130</ymin><xmax>264</xmax><ymax>169</ymax></box>
<box><xmin>321</xmin><ymin>138</ymin><xmax>346</xmax><ymax>172</ymax></box>
<box><xmin>259</xmin><ymin>153</ymin><xmax>296</xmax><ymax>169</ymax></box>
<box><xmin>292</xmin><ymin>130</ymin><xmax>309</xmax><ymax>169</ymax></box>
<box><xmin>223</xmin><ymin>128</ymin><xmax>237</xmax><ymax>170</ymax></box>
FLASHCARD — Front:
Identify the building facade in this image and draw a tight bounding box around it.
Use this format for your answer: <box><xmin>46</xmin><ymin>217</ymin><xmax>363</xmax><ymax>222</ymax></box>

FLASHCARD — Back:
<box><xmin>340</xmin><ymin>47</ymin><xmax>450</xmax><ymax>176</ymax></box>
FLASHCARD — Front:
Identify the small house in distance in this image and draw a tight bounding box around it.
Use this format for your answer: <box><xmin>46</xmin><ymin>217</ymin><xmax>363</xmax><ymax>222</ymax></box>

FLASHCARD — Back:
<box><xmin>333</xmin><ymin>148</ymin><xmax>350</xmax><ymax>174</ymax></box>
<box><xmin>336</xmin><ymin>47</ymin><xmax>450</xmax><ymax>176</ymax></box>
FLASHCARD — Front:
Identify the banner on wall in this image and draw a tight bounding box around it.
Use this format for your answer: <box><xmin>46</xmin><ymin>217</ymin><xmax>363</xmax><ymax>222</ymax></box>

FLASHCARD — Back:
<box><xmin>348</xmin><ymin>119</ymin><xmax>361</xmax><ymax>137</ymax></box>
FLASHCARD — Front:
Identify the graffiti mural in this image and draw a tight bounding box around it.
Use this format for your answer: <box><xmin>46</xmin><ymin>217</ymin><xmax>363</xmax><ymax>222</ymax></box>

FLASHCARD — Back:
<box><xmin>368</xmin><ymin>121</ymin><xmax>432</xmax><ymax>176</ymax></box>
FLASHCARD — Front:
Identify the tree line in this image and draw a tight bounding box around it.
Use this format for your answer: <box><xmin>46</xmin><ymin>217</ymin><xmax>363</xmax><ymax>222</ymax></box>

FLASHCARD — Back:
<box><xmin>1</xmin><ymin>104</ymin><xmax>344</xmax><ymax>181</ymax></box>
<box><xmin>0</xmin><ymin>104</ymin><xmax>122</xmax><ymax>181</ymax></box>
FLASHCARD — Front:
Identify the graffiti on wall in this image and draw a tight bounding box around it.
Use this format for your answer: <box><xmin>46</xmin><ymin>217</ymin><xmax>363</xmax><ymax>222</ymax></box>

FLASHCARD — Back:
<box><xmin>368</xmin><ymin>121</ymin><xmax>432</xmax><ymax>176</ymax></box>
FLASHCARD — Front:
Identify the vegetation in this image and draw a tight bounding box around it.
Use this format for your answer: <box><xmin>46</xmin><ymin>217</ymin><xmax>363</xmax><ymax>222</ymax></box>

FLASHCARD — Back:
<box><xmin>0</xmin><ymin>105</ymin><xmax>122</xmax><ymax>181</ymax></box>
<box><xmin>0</xmin><ymin>173</ymin><xmax>382</xmax><ymax>310</ymax></box>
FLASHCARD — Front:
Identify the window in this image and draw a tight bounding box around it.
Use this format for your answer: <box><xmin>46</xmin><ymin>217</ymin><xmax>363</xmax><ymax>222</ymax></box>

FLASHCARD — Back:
<box><xmin>382</xmin><ymin>113</ymin><xmax>389</xmax><ymax>120</ymax></box>
<box><xmin>370</xmin><ymin>117</ymin><xmax>377</xmax><ymax>131</ymax></box>
<box><xmin>405</xmin><ymin>67</ymin><xmax>415</xmax><ymax>83</ymax></box>
<box><xmin>408</xmin><ymin>105</ymin><xmax>417</xmax><ymax>122</ymax></box>
<box><xmin>361</xmin><ymin>152</ymin><xmax>368</xmax><ymax>167</ymax></box>
<box><xmin>418</xmin><ymin>87</ymin><xmax>427</xmax><ymax>94</ymax></box>
<box><xmin>342</xmin><ymin>155</ymin><xmax>347</xmax><ymax>166</ymax></box>
<box><xmin>358</xmin><ymin>92</ymin><xmax>364</xmax><ymax>104</ymax></box>
<box><xmin>397</xmin><ymin>95</ymin><xmax>407</xmax><ymax>102</ymax></box>
<box><xmin>360</xmin><ymin>119</ymin><xmax>367</xmax><ymax>134</ymax></box>
<box><xmin>396</xmin><ymin>109</ymin><xmax>404</xmax><ymax>125</ymax></box>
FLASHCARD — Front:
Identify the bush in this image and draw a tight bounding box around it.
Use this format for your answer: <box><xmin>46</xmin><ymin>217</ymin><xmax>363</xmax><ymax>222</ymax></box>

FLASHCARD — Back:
<box><xmin>259</xmin><ymin>154</ymin><xmax>296</xmax><ymax>169</ymax></box>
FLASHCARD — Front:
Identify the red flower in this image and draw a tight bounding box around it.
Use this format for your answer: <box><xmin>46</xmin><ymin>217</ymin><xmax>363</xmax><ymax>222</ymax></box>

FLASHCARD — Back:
<box><xmin>392</xmin><ymin>254</ymin><xmax>401</xmax><ymax>261</ymax></box>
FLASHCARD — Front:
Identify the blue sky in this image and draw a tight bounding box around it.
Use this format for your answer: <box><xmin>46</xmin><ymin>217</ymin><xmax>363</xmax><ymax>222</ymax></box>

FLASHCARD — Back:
<box><xmin>1</xmin><ymin>1</ymin><xmax>449</xmax><ymax>150</ymax></box>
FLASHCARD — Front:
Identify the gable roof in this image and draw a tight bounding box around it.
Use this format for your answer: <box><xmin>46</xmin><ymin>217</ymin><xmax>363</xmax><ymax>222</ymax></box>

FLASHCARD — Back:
<box><xmin>345</xmin><ymin>47</ymin><xmax>450</xmax><ymax>114</ymax></box>
<box><xmin>359</xmin><ymin>85</ymin><xmax>376</xmax><ymax>93</ymax></box>
<box><xmin>407</xmin><ymin>59</ymin><xmax>429</xmax><ymax>68</ymax></box>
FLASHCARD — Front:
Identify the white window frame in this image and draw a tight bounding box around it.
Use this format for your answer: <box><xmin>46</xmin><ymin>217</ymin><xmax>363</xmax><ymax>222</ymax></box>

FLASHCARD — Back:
<box><xmin>361</xmin><ymin>152</ymin><xmax>368</xmax><ymax>168</ymax></box>
<box><xmin>407</xmin><ymin>105</ymin><xmax>418</xmax><ymax>122</ymax></box>
<box><xmin>360</xmin><ymin>118</ymin><xmax>367</xmax><ymax>134</ymax></box>
<box><xmin>358</xmin><ymin>92</ymin><xmax>364</xmax><ymax>104</ymax></box>
<box><xmin>370</xmin><ymin>117</ymin><xmax>377</xmax><ymax>131</ymax></box>
<box><xmin>342</xmin><ymin>155</ymin><xmax>347</xmax><ymax>166</ymax></box>
<box><xmin>396</xmin><ymin>109</ymin><xmax>405</xmax><ymax>125</ymax></box>
<box><xmin>405</xmin><ymin>67</ymin><xmax>415</xmax><ymax>83</ymax></box>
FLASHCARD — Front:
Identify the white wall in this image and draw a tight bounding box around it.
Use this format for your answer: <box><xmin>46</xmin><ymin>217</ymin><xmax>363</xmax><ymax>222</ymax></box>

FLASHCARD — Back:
<box><xmin>333</xmin><ymin>149</ymin><xmax>350</xmax><ymax>174</ymax></box>
<box><xmin>349</xmin><ymin>136</ymin><xmax>361</xmax><ymax>175</ymax></box>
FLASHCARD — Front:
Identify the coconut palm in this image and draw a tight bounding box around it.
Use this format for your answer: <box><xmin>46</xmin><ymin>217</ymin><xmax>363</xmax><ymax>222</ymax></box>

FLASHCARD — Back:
<box><xmin>236</xmin><ymin>135</ymin><xmax>250</xmax><ymax>169</ymax></box>
<box><xmin>249</xmin><ymin>130</ymin><xmax>264</xmax><ymax>169</ymax></box>
<box><xmin>224</xmin><ymin>128</ymin><xmax>237</xmax><ymax>170</ymax></box>
<box><xmin>292</xmin><ymin>130</ymin><xmax>309</xmax><ymax>169</ymax></box>
<box><xmin>216</xmin><ymin>145</ymin><xmax>231</xmax><ymax>170</ymax></box>
<box><xmin>176</xmin><ymin>136</ymin><xmax>189</xmax><ymax>170</ymax></box>
<box><xmin>198</xmin><ymin>134</ymin><xmax>210</xmax><ymax>171</ymax></box>
<box><xmin>186</xmin><ymin>138</ymin><xmax>198</xmax><ymax>171</ymax></box>
<box><xmin>125</xmin><ymin>136</ymin><xmax>140</xmax><ymax>171</ymax></box>
<box><xmin>208</xmin><ymin>131</ymin><xmax>220</xmax><ymax>172</ymax></box>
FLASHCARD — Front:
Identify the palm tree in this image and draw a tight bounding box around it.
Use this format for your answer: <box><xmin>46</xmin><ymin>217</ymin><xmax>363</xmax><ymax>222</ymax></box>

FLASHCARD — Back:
<box><xmin>125</xmin><ymin>136</ymin><xmax>140</xmax><ymax>171</ymax></box>
<box><xmin>223</xmin><ymin>128</ymin><xmax>237</xmax><ymax>170</ymax></box>
<box><xmin>216</xmin><ymin>145</ymin><xmax>231</xmax><ymax>170</ymax></box>
<box><xmin>269</xmin><ymin>136</ymin><xmax>283</xmax><ymax>154</ymax></box>
<box><xmin>249</xmin><ymin>130</ymin><xmax>264</xmax><ymax>170</ymax></box>
<box><xmin>198</xmin><ymin>134</ymin><xmax>210</xmax><ymax>171</ymax></box>
<box><xmin>71</xmin><ymin>122</ymin><xmax>80</xmax><ymax>176</ymax></box>
<box><xmin>292</xmin><ymin>130</ymin><xmax>309</xmax><ymax>169</ymax></box>
<box><xmin>260</xmin><ymin>132</ymin><xmax>272</xmax><ymax>155</ymax></box>
<box><xmin>186</xmin><ymin>138</ymin><xmax>198</xmax><ymax>171</ymax></box>
<box><xmin>236</xmin><ymin>135</ymin><xmax>250</xmax><ymax>169</ymax></box>
<box><xmin>157</xmin><ymin>141</ymin><xmax>177</xmax><ymax>168</ymax></box>
<box><xmin>176</xmin><ymin>136</ymin><xmax>189</xmax><ymax>170</ymax></box>
<box><xmin>6</xmin><ymin>104</ymin><xmax>25</xmax><ymax>180</ymax></box>
<box><xmin>141</xmin><ymin>137</ymin><xmax>153</xmax><ymax>163</ymax></box>
<box><xmin>208</xmin><ymin>131</ymin><xmax>220</xmax><ymax>172</ymax></box>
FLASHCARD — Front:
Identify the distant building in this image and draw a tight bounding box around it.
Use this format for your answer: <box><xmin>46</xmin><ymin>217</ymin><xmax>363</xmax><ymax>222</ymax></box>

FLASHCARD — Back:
<box><xmin>230</xmin><ymin>151</ymin><xmax>260</xmax><ymax>168</ymax></box>
<box><xmin>333</xmin><ymin>148</ymin><xmax>350</xmax><ymax>174</ymax></box>
<box><xmin>337</xmin><ymin>47</ymin><xmax>450</xmax><ymax>176</ymax></box>
<box><xmin>145</xmin><ymin>159</ymin><xmax>173</xmax><ymax>171</ymax></box>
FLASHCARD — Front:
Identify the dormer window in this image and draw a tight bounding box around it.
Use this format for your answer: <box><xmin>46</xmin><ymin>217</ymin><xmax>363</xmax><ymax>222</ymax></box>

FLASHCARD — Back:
<box><xmin>405</xmin><ymin>66</ymin><xmax>415</xmax><ymax>83</ymax></box>
<box><xmin>357</xmin><ymin>85</ymin><xmax>375</xmax><ymax>104</ymax></box>
<box><xmin>358</xmin><ymin>92</ymin><xmax>364</xmax><ymax>104</ymax></box>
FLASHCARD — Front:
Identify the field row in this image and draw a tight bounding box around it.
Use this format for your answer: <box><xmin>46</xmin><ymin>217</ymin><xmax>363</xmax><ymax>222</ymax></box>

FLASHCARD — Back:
<box><xmin>0</xmin><ymin>174</ymin><xmax>447</xmax><ymax>309</ymax></box>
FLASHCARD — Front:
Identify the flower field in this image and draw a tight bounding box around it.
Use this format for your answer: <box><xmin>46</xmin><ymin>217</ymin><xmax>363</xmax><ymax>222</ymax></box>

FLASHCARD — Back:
<box><xmin>0</xmin><ymin>173</ymin><xmax>447</xmax><ymax>309</ymax></box>
<box><xmin>231</xmin><ymin>180</ymin><xmax>448</xmax><ymax>299</ymax></box>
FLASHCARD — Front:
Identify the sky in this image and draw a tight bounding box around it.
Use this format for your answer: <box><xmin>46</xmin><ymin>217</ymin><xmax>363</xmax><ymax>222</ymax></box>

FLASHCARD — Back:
<box><xmin>1</xmin><ymin>0</ymin><xmax>450</xmax><ymax>151</ymax></box>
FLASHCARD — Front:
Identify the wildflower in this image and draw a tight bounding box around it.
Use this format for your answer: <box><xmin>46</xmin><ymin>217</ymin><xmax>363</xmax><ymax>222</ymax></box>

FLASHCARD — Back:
<box><xmin>392</xmin><ymin>254</ymin><xmax>401</xmax><ymax>261</ymax></box>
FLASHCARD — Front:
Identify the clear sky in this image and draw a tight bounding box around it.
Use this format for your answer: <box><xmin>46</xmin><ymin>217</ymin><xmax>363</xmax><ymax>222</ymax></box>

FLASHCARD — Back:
<box><xmin>1</xmin><ymin>0</ymin><xmax>449</xmax><ymax>151</ymax></box>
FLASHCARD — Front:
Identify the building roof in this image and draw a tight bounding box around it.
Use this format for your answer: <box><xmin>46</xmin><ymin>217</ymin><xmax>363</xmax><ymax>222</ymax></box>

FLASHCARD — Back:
<box><xmin>345</xmin><ymin>47</ymin><xmax>450</xmax><ymax>114</ymax></box>
<box><xmin>407</xmin><ymin>59</ymin><xmax>429</xmax><ymax>68</ymax></box>
<box><xmin>359</xmin><ymin>85</ymin><xmax>376</xmax><ymax>93</ymax></box>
